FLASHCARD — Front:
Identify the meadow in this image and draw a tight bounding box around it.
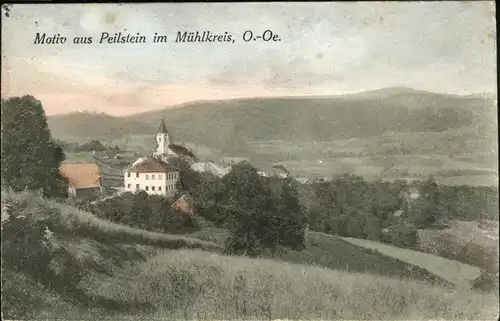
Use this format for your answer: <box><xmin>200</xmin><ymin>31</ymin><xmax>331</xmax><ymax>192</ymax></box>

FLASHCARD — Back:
<box><xmin>2</xmin><ymin>190</ymin><xmax>498</xmax><ymax>320</ymax></box>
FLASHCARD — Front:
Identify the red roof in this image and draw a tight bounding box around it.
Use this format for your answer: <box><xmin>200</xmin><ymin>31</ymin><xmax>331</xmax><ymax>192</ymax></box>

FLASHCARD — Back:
<box><xmin>60</xmin><ymin>163</ymin><xmax>101</xmax><ymax>189</ymax></box>
<box><xmin>125</xmin><ymin>157</ymin><xmax>179</xmax><ymax>173</ymax></box>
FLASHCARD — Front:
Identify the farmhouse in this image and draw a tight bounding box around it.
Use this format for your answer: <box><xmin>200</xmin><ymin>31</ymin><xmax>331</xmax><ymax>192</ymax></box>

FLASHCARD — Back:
<box><xmin>123</xmin><ymin>157</ymin><xmax>180</xmax><ymax>197</ymax></box>
<box><xmin>60</xmin><ymin>163</ymin><xmax>103</xmax><ymax>199</ymax></box>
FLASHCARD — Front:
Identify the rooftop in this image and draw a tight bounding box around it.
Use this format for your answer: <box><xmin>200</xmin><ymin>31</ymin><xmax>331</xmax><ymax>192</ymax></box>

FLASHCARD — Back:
<box><xmin>169</xmin><ymin>144</ymin><xmax>197</xmax><ymax>159</ymax></box>
<box><xmin>60</xmin><ymin>163</ymin><xmax>102</xmax><ymax>189</ymax></box>
<box><xmin>125</xmin><ymin>157</ymin><xmax>179</xmax><ymax>173</ymax></box>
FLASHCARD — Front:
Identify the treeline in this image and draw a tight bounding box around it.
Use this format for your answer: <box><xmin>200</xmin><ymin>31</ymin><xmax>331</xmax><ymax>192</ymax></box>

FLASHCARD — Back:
<box><xmin>169</xmin><ymin>158</ymin><xmax>307</xmax><ymax>256</ymax></box>
<box><xmin>170</xmin><ymin>156</ymin><xmax>498</xmax><ymax>255</ymax></box>
<box><xmin>81</xmin><ymin>191</ymin><xmax>194</xmax><ymax>233</ymax></box>
<box><xmin>54</xmin><ymin>139</ymin><xmax>120</xmax><ymax>152</ymax></box>
<box><xmin>307</xmin><ymin>175</ymin><xmax>417</xmax><ymax>247</ymax></box>
<box><xmin>304</xmin><ymin>175</ymin><xmax>498</xmax><ymax>249</ymax></box>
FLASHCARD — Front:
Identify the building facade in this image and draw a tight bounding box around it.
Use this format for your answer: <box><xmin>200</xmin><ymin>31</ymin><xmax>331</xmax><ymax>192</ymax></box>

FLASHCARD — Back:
<box><xmin>123</xmin><ymin>157</ymin><xmax>180</xmax><ymax>197</ymax></box>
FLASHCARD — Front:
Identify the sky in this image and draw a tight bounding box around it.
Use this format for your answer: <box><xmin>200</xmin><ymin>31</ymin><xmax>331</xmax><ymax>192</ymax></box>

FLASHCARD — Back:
<box><xmin>1</xmin><ymin>2</ymin><xmax>497</xmax><ymax>116</ymax></box>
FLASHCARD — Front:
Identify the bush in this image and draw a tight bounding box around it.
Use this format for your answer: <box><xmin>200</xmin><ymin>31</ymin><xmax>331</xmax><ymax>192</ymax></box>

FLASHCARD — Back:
<box><xmin>389</xmin><ymin>222</ymin><xmax>418</xmax><ymax>249</ymax></box>
<box><xmin>88</xmin><ymin>192</ymin><xmax>194</xmax><ymax>233</ymax></box>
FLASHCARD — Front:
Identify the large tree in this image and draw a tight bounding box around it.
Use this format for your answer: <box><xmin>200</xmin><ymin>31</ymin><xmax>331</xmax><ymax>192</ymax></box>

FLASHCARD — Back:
<box><xmin>222</xmin><ymin>163</ymin><xmax>277</xmax><ymax>256</ymax></box>
<box><xmin>1</xmin><ymin>96</ymin><xmax>68</xmax><ymax>197</ymax></box>
<box><xmin>277</xmin><ymin>176</ymin><xmax>306</xmax><ymax>250</ymax></box>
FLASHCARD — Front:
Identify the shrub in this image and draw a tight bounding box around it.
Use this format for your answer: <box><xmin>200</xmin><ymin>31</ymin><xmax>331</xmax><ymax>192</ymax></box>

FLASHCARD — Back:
<box><xmin>389</xmin><ymin>222</ymin><xmax>418</xmax><ymax>249</ymax></box>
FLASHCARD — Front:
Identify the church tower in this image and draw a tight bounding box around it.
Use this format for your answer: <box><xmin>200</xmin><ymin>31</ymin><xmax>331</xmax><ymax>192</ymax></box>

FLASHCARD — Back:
<box><xmin>155</xmin><ymin>118</ymin><xmax>171</xmax><ymax>156</ymax></box>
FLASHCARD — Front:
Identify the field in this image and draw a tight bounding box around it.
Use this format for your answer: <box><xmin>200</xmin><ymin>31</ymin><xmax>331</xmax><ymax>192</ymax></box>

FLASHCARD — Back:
<box><xmin>337</xmin><ymin>235</ymin><xmax>480</xmax><ymax>289</ymax></box>
<box><xmin>251</xmin><ymin>137</ymin><xmax>498</xmax><ymax>186</ymax></box>
<box><xmin>2</xmin><ymin>190</ymin><xmax>499</xmax><ymax>320</ymax></box>
<box><xmin>187</xmin><ymin>228</ymin><xmax>484</xmax><ymax>290</ymax></box>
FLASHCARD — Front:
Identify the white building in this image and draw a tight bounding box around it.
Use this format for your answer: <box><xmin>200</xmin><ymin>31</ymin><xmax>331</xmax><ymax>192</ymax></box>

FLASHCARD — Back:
<box><xmin>123</xmin><ymin>118</ymin><xmax>200</xmax><ymax>196</ymax></box>
<box><xmin>123</xmin><ymin>157</ymin><xmax>180</xmax><ymax>198</ymax></box>
<box><xmin>153</xmin><ymin>118</ymin><xmax>177</xmax><ymax>161</ymax></box>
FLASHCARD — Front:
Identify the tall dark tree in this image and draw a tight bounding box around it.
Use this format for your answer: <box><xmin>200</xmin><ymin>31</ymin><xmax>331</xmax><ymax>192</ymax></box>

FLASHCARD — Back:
<box><xmin>1</xmin><ymin>96</ymin><xmax>68</xmax><ymax>197</ymax></box>
<box><xmin>222</xmin><ymin>163</ymin><xmax>277</xmax><ymax>256</ymax></box>
<box><xmin>278</xmin><ymin>176</ymin><xmax>306</xmax><ymax>250</ymax></box>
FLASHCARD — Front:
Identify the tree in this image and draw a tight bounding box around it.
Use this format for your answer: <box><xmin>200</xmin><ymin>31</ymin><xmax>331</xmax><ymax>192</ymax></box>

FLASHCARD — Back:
<box><xmin>1</xmin><ymin>96</ymin><xmax>68</xmax><ymax>197</ymax></box>
<box><xmin>390</xmin><ymin>222</ymin><xmax>418</xmax><ymax>249</ymax></box>
<box><xmin>168</xmin><ymin>157</ymin><xmax>200</xmax><ymax>195</ymax></box>
<box><xmin>408</xmin><ymin>177</ymin><xmax>442</xmax><ymax>228</ymax></box>
<box><xmin>277</xmin><ymin>176</ymin><xmax>306</xmax><ymax>250</ymax></box>
<box><xmin>222</xmin><ymin>163</ymin><xmax>279</xmax><ymax>256</ymax></box>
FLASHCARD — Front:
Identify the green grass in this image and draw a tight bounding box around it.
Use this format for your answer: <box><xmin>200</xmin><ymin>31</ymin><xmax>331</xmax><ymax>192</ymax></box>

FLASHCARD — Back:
<box><xmin>1</xmin><ymin>189</ymin><xmax>222</xmax><ymax>252</ymax></box>
<box><xmin>188</xmin><ymin>228</ymin><xmax>456</xmax><ymax>287</ymax></box>
<box><xmin>78</xmin><ymin>249</ymin><xmax>498</xmax><ymax>320</ymax></box>
<box><xmin>336</xmin><ymin>235</ymin><xmax>481</xmax><ymax>289</ymax></box>
<box><xmin>2</xmin><ymin>190</ymin><xmax>498</xmax><ymax>320</ymax></box>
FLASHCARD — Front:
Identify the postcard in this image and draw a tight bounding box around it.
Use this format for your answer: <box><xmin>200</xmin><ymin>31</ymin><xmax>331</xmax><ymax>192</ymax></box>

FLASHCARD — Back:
<box><xmin>1</xmin><ymin>2</ymin><xmax>498</xmax><ymax>320</ymax></box>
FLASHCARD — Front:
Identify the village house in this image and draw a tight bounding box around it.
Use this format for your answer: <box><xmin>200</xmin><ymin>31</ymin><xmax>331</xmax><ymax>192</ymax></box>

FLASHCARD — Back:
<box><xmin>171</xmin><ymin>194</ymin><xmax>195</xmax><ymax>215</ymax></box>
<box><xmin>123</xmin><ymin>157</ymin><xmax>180</xmax><ymax>197</ymax></box>
<box><xmin>60</xmin><ymin>163</ymin><xmax>103</xmax><ymax>199</ymax></box>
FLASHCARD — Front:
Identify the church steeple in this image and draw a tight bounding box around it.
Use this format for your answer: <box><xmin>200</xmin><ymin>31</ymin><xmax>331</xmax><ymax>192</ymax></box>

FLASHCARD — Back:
<box><xmin>154</xmin><ymin>118</ymin><xmax>172</xmax><ymax>157</ymax></box>
<box><xmin>158</xmin><ymin>118</ymin><xmax>168</xmax><ymax>134</ymax></box>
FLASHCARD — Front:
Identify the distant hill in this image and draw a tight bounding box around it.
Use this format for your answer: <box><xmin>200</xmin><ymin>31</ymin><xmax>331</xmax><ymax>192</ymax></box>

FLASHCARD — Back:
<box><xmin>47</xmin><ymin>111</ymin><xmax>153</xmax><ymax>142</ymax></box>
<box><xmin>47</xmin><ymin>87</ymin><xmax>496</xmax><ymax>152</ymax></box>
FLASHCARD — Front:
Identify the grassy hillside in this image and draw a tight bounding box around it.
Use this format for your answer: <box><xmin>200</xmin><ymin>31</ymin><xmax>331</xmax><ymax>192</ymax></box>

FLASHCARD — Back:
<box><xmin>1</xmin><ymin>190</ymin><xmax>498</xmax><ymax>319</ymax></box>
<box><xmin>1</xmin><ymin>189</ymin><xmax>222</xmax><ymax>252</ymax></box>
<box><xmin>337</xmin><ymin>235</ymin><xmax>481</xmax><ymax>289</ymax></box>
<box><xmin>48</xmin><ymin>111</ymin><xmax>153</xmax><ymax>142</ymax></box>
<box><xmin>186</xmin><ymin>227</ymin><xmax>483</xmax><ymax>290</ymax></box>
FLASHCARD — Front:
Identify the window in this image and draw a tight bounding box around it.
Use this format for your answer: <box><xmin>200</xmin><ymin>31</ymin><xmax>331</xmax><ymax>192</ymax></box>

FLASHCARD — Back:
<box><xmin>136</xmin><ymin>173</ymin><xmax>139</xmax><ymax>178</ymax></box>
<box><xmin>152</xmin><ymin>186</ymin><xmax>155</xmax><ymax>191</ymax></box>
<box><xmin>127</xmin><ymin>184</ymin><xmax>131</xmax><ymax>188</ymax></box>
<box><xmin>145</xmin><ymin>186</ymin><xmax>149</xmax><ymax>191</ymax></box>
<box><xmin>136</xmin><ymin>184</ymin><xmax>139</xmax><ymax>190</ymax></box>
<box><xmin>158</xmin><ymin>175</ymin><xmax>162</xmax><ymax>180</ymax></box>
<box><xmin>152</xmin><ymin>175</ymin><xmax>156</xmax><ymax>180</ymax></box>
<box><xmin>127</xmin><ymin>172</ymin><xmax>131</xmax><ymax>178</ymax></box>
<box><xmin>146</xmin><ymin>175</ymin><xmax>149</xmax><ymax>180</ymax></box>
<box><xmin>158</xmin><ymin>186</ymin><xmax>162</xmax><ymax>191</ymax></box>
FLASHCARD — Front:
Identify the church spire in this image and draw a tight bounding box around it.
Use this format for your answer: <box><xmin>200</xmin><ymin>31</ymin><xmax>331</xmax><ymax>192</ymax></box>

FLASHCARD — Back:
<box><xmin>158</xmin><ymin>118</ymin><xmax>168</xmax><ymax>134</ymax></box>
